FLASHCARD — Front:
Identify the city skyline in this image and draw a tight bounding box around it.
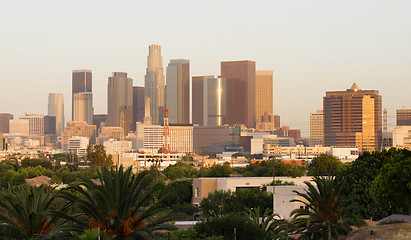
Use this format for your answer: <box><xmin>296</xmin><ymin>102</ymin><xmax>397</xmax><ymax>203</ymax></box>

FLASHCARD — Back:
<box><xmin>1</xmin><ymin>0</ymin><xmax>411</xmax><ymax>136</ymax></box>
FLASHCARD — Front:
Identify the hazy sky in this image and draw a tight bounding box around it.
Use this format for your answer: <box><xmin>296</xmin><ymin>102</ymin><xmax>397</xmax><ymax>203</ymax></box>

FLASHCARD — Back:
<box><xmin>1</xmin><ymin>0</ymin><xmax>410</xmax><ymax>137</ymax></box>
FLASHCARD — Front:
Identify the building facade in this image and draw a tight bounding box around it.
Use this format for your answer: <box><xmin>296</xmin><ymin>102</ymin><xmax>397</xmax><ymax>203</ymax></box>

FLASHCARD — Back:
<box><xmin>72</xmin><ymin>70</ymin><xmax>92</xmax><ymax>120</ymax></box>
<box><xmin>397</xmin><ymin>109</ymin><xmax>411</xmax><ymax>126</ymax></box>
<box><xmin>323</xmin><ymin>83</ymin><xmax>382</xmax><ymax>152</ymax></box>
<box><xmin>73</xmin><ymin>92</ymin><xmax>93</xmax><ymax>125</ymax></box>
<box><xmin>0</xmin><ymin>113</ymin><xmax>13</xmax><ymax>133</ymax></box>
<box><xmin>169</xmin><ymin>124</ymin><xmax>193</xmax><ymax>153</ymax></box>
<box><xmin>392</xmin><ymin>126</ymin><xmax>411</xmax><ymax>149</ymax></box>
<box><xmin>133</xmin><ymin>86</ymin><xmax>145</xmax><ymax>129</ymax></box>
<box><xmin>145</xmin><ymin>44</ymin><xmax>165</xmax><ymax>125</ymax></box>
<box><xmin>256</xmin><ymin>112</ymin><xmax>280</xmax><ymax>131</ymax></box>
<box><xmin>255</xmin><ymin>70</ymin><xmax>273</xmax><ymax>125</ymax></box>
<box><xmin>107</xmin><ymin>72</ymin><xmax>133</xmax><ymax>133</ymax></box>
<box><xmin>9</xmin><ymin>119</ymin><xmax>30</xmax><ymax>136</ymax></box>
<box><xmin>166</xmin><ymin>59</ymin><xmax>190</xmax><ymax>124</ymax></box>
<box><xmin>68</xmin><ymin>136</ymin><xmax>89</xmax><ymax>156</ymax></box>
<box><xmin>309</xmin><ymin>110</ymin><xmax>324</xmax><ymax>146</ymax></box>
<box><xmin>48</xmin><ymin>93</ymin><xmax>64</xmax><ymax>135</ymax></box>
<box><xmin>192</xmin><ymin>76</ymin><xmax>227</xmax><ymax>126</ymax></box>
<box><xmin>61</xmin><ymin>121</ymin><xmax>96</xmax><ymax>150</ymax></box>
<box><xmin>221</xmin><ymin>60</ymin><xmax>256</xmax><ymax>128</ymax></box>
<box><xmin>20</xmin><ymin>115</ymin><xmax>44</xmax><ymax>136</ymax></box>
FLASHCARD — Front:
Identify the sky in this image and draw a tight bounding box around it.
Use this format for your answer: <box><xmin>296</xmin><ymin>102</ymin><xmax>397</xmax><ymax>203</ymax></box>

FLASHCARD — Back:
<box><xmin>1</xmin><ymin>0</ymin><xmax>410</xmax><ymax>137</ymax></box>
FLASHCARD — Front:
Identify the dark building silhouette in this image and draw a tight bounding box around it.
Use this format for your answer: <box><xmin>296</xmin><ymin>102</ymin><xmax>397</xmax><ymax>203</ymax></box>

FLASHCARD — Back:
<box><xmin>0</xmin><ymin>113</ymin><xmax>13</xmax><ymax>133</ymax></box>
<box><xmin>133</xmin><ymin>86</ymin><xmax>145</xmax><ymax>130</ymax></box>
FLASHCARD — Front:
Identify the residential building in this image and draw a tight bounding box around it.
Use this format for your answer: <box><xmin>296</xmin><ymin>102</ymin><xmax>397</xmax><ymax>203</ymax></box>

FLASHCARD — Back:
<box><xmin>61</xmin><ymin>121</ymin><xmax>96</xmax><ymax>150</ymax></box>
<box><xmin>397</xmin><ymin>109</ymin><xmax>411</xmax><ymax>126</ymax></box>
<box><xmin>310</xmin><ymin>110</ymin><xmax>324</xmax><ymax>146</ymax></box>
<box><xmin>221</xmin><ymin>60</ymin><xmax>256</xmax><ymax>128</ymax></box>
<box><xmin>72</xmin><ymin>70</ymin><xmax>92</xmax><ymax>120</ymax></box>
<box><xmin>192</xmin><ymin>76</ymin><xmax>227</xmax><ymax>126</ymax></box>
<box><xmin>107</xmin><ymin>72</ymin><xmax>133</xmax><ymax>133</ymax></box>
<box><xmin>0</xmin><ymin>113</ymin><xmax>13</xmax><ymax>133</ymax></box>
<box><xmin>20</xmin><ymin>114</ymin><xmax>44</xmax><ymax>136</ymax></box>
<box><xmin>323</xmin><ymin>83</ymin><xmax>382</xmax><ymax>152</ymax></box>
<box><xmin>48</xmin><ymin>93</ymin><xmax>64</xmax><ymax>135</ymax></box>
<box><xmin>255</xmin><ymin>70</ymin><xmax>273</xmax><ymax>125</ymax></box>
<box><xmin>144</xmin><ymin>44</ymin><xmax>165</xmax><ymax>125</ymax></box>
<box><xmin>73</xmin><ymin>92</ymin><xmax>93</xmax><ymax>125</ymax></box>
<box><xmin>166</xmin><ymin>59</ymin><xmax>190</xmax><ymax>124</ymax></box>
<box><xmin>133</xmin><ymin>86</ymin><xmax>145</xmax><ymax>129</ymax></box>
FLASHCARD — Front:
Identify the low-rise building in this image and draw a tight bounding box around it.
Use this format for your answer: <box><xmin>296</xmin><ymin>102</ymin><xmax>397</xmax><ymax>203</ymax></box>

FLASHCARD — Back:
<box><xmin>392</xmin><ymin>125</ymin><xmax>411</xmax><ymax>149</ymax></box>
<box><xmin>68</xmin><ymin>136</ymin><xmax>89</xmax><ymax>156</ymax></box>
<box><xmin>103</xmin><ymin>139</ymin><xmax>132</xmax><ymax>155</ymax></box>
<box><xmin>118</xmin><ymin>152</ymin><xmax>184</xmax><ymax>171</ymax></box>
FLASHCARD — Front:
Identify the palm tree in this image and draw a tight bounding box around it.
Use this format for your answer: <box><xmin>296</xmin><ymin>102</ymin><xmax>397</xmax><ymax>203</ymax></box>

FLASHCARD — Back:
<box><xmin>290</xmin><ymin>176</ymin><xmax>364</xmax><ymax>240</ymax></box>
<box><xmin>59</xmin><ymin>166</ymin><xmax>175</xmax><ymax>239</ymax></box>
<box><xmin>246</xmin><ymin>207</ymin><xmax>279</xmax><ymax>240</ymax></box>
<box><xmin>0</xmin><ymin>185</ymin><xmax>66</xmax><ymax>239</ymax></box>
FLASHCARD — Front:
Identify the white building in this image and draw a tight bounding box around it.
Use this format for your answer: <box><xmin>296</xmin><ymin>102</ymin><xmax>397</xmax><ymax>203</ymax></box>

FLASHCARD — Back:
<box><xmin>392</xmin><ymin>126</ymin><xmax>411</xmax><ymax>149</ymax></box>
<box><xmin>9</xmin><ymin>119</ymin><xmax>30</xmax><ymax>136</ymax></box>
<box><xmin>142</xmin><ymin>124</ymin><xmax>164</xmax><ymax>150</ymax></box>
<box><xmin>68</xmin><ymin>136</ymin><xmax>89</xmax><ymax>156</ymax></box>
<box><xmin>119</xmin><ymin>152</ymin><xmax>184</xmax><ymax>171</ymax></box>
<box><xmin>103</xmin><ymin>139</ymin><xmax>132</xmax><ymax>155</ymax></box>
<box><xmin>329</xmin><ymin>146</ymin><xmax>359</xmax><ymax>162</ymax></box>
<box><xmin>169</xmin><ymin>125</ymin><xmax>193</xmax><ymax>153</ymax></box>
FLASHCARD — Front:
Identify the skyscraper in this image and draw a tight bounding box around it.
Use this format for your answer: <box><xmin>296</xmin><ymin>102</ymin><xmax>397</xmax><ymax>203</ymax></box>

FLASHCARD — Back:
<box><xmin>397</xmin><ymin>108</ymin><xmax>411</xmax><ymax>126</ymax></box>
<box><xmin>20</xmin><ymin>114</ymin><xmax>44</xmax><ymax>136</ymax></box>
<box><xmin>192</xmin><ymin>76</ymin><xmax>227</xmax><ymax>126</ymax></box>
<box><xmin>323</xmin><ymin>83</ymin><xmax>382</xmax><ymax>152</ymax></box>
<box><xmin>0</xmin><ymin>113</ymin><xmax>13</xmax><ymax>133</ymax></box>
<box><xmin>221</xmin><ymin>60</ymin><xmax>256</xmax><ymax>128</ymax></box>
<box><xmin>107</xmin><ymin>72</ymin><xmax>133</xmax><ymax>133</ymax></box>
<box><xmin>133</xmin><ymin>86</ymin><xmax>145</xmax><ymax>127</ymax></box>
<box><xmin>145</xmin><ymin>45</ymin><xmax>165</xmax><ymax>125</ymax></box>
<box><xmin>255</xmin><ymin>70</ymin><xmax>273</xmax><ymax>125</ymax></box>
<box><xmin>72</xmin><ymin>70</ymin><xmax>92</xmax><ymax>120</ymax></box>
<box><xmin>310</xmin><ymin>110</ymin><xmax>324</xmax><ymax>146</ymax></box>
<box><xmin>166</xmin><ymin>59</ymin><xmax>190</xmax><ymax>124</ymax></box>
<box><xmin>48</xmin><ymin>93</ymin><xmax>64</xmax><ymax>135</ymax></box>
<box><xmin>73</xmin><ymin>92</ymin><xmax>94</xmax><ymax>125</ymax></box>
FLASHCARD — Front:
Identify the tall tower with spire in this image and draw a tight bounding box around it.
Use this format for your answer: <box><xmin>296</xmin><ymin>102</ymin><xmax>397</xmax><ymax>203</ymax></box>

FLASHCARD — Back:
<box><xmin>145</xmin><ymin>44</ymin><xmax>165</xmax><ymax>125</ymax></box>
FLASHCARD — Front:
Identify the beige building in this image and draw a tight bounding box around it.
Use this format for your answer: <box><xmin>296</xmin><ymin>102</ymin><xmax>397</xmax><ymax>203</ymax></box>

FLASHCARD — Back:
<box><xmin>48</xmin><ymin>93</ymin><xmax>65</xmax><ymax>135</ymax></box>
<box><xmin>68</xmin><ymin>136</ymin><xmax>89</xmax><ymax>156</ymax></box>
<box><xmin>96</xmin><ymin>126</ymin><xmax>124</xmax><ymax>144</ymax></box>
<box><xmin>256</xmin><ymin>112</ymin><xmax>280</xmax><ymax>131</ymax></box>
<box><xmin>263</xmin><ymin>145</ymin><xmax>330</xmax><ymax>158</ymax></box>
<box><xmin>73</xmin><ymin>92</ymin><xmax>93</xmax><ymax>125</ymax></box>
<box><xmin>397</xmin><ymin>108</ymin><xmax>411</xmax><ymax>126</ymax></box>
<box><xmin>255</xmin><ymin>70</ymin><xmax>273</xmax><ymax>125</ymax></box>
<box><xmin>20</xmin><ymin>115</ymin><xmax>44</xmax><ymax>136</ymax></box>
<box><xmin>145</xmin><ymin>44</ymin><xmax>165</xmax><ymax>125</ymax></box>
<box><xmin>61</xmin><ymin>121</ymin><xmax>96</xmax><ymax>150</ymax></box>
<box><xmin>9</xmin><ymin>119</ymin><xmax>30</xmax><ymax>136</ymax></box>
<box><xmin>107</xmin><ymin>72</ymin><xmax>133</xmax><ymax>133</ymax></box>
<box><xmin>169</xmin><ymin>124</ymin><xmax>193</xmax><ymax>153</ymax></box>
<box><xmin>309</xmin><ymin>110</ymin><xmax>324</xmax><ymax>146</ymax></box>
<box><xmin>103</xmin><ymin>139</ymin><xmax>132</xmax><ymax>155</ymax></box>
<box><xmin>392</xmin><ymin>125</ymin><xmax>411</xmax><ymax>149</ymax></box>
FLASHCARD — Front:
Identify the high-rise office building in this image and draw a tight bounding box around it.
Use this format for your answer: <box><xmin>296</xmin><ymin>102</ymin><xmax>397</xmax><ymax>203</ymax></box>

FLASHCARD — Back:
<box><xmin>310</xmin><ymin>110</ymin><xmax>324</xmax><ymax>146</ymax></box>
<box><xmin>93</xmin><ymin>114</ymin><xmax>108</xmax><ymax>131</ymax></box>
<box><xmin>323</xmin><ymin>83</ymin><xmax>382</xmax><ymax>152</ymax></box>
<box><xmin>192</xmin><ymin>76</ymin><xmax>227</xmax><ymax>126</ymax></box>
<box><xmin>0</xmin><ymin>113</ymin><xmax>13</xmax><ymax>133</ymax></box>
<box><xmin>166</xmin><ymin>59</ymin><xmax>190</xmax><ymax>124</ymax></box>
<box><xmin>44</xmin><ymin>115</ymin><xmax>56</xmax><ymax>135</ymax></box>
<box><xmin>73</xmin><ymin>92</ymin><xmax>94</xmax><ymax>125</ymax></box>
<box><xmin>133</xmin><ymin>86</ymin><xmax>145</xmax><ymax>128</ymax></box>
<box><xmin>397</xmin><ymin>109</ymin><xmax>411</xmax><ymax>126</ymax></box>
<box><xmin>20</xmin><ymin>114</ymin><xmax>45</xmax><ymax>136</ymax></box>
<box><xmin>255</xmin><ymin>70</ymin><xmax>273</xmax><ymax>125</ymax></box>
<box><xmin>221</xmin><ymin>60</ymin><xmax>256</xmax><ymax>128</ymax></box>
<box><xmin>145</xmin><ymin>45</ymin><xmax>165</xmax><ymax>125</ymax></box>
<box><xmin>107</xmin><ymin>72</ymin><xmax>133</xmax><ymax>133</ymax></box>
<box><xmin>48</xmin><ymin>93</ymin><xmax>64</xmax><ymax>135</ymax></box>
<box><xmin>72</xmin><ymin>70</ymin><xmax>92</xmax><ymax>120</ymax></box>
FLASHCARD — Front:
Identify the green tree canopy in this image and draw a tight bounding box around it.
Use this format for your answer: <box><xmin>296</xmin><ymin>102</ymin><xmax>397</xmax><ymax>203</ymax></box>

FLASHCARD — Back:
<box><xmin>308</xmin><ymin>154</ymin><xmax>342</xmax><ymax>176</ymax></box>
<box><xmin>240</xmin><ymin>159</ymin><xmax>305</xmax><ymax>177</ymax></box>
<box><xmin>86</xmin><ymin>145</ymin><xmax>113</xmax><ymax>167</ymax></box>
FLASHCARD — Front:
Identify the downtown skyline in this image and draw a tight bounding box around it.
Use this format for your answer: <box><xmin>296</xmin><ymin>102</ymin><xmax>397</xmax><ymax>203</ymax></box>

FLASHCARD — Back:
<box><xmin>1</xmin><ymin>0</ymin><xmax>410</xmax><ymax>136</ymax></box>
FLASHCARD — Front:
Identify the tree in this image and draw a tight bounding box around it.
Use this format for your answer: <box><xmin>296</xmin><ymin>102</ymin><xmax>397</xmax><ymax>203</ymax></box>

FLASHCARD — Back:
<box><xmin>163</xmin><ymin>162</ymin><xmax>199</xmax><ymax>180</ymax></box>
<box><xmin>0</xmin><ymin>185</ymin><xmax>67</xmax><ymax>239</ymax></box>
<box><xmin>246</xmin><ymin>207</ymin><xmax>280</xmax><ymax>240</ymax></box>
<box><xmin>59</xmin><ymin>166</ymin><xmax>175</xmax><ymax>239</ymax></box>
<box><xmin>371</xmin><ymin>148</ymin><xmax>411</xmax><ymax>215</ymax></box>
<box><xmin>290</xmin><ymin>176</ymin><xmax>364</xmax><ymax>240</ymax></box>
<box><xmin>86</xmin><ymin>145</ymin><xmax>113</xmax><ymax>167</ymax></box>
<box><xmin>241</xmin><ymin>159</ymin><xmax>305</xmax><ymax>177</ymax></box>
<box><xmin>203</xmin><ymin>163</ymin><xmax>234</xmax><ymax>177</ymax></box>
<box><xmin>308</xmin><ymin>154</ymin><xmax>342</xmax><ymax>176</ymax></box>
